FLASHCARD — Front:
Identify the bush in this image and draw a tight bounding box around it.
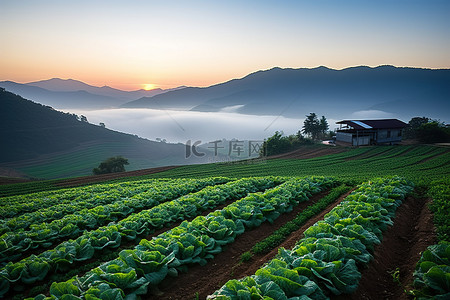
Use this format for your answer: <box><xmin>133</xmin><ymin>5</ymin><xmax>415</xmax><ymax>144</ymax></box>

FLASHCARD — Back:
<box><xmin>261</xmin><ymin>131</ymin><xmax>314</xmax><ymax>156</ymax></box>
<box><xmin>93</xmin><ymin>156</ymin><xmax>129</xmax><ymax>175</ymax></box>
<box><xmin>416</xmin><ymin>122</ymin><xmax>450</xmax><ymax>143</ymax></box>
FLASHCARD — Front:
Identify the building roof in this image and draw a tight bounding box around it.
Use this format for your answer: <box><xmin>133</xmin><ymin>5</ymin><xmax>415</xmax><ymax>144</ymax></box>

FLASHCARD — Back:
<box><xmin>336</xmin><ymin>119</ymin><xmax>407</xmax><ymax>130</ymax></box>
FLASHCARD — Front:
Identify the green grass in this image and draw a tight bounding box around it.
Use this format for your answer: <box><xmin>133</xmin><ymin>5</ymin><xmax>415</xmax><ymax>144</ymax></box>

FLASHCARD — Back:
<box><xmin>143</xmin><ymin>145</ymin><xmax>450</xmax><ymax>183</ymax></box>
<box><xmin>1</xmin><ymin>145</ymin><xmax>448</xmax><ymax>198</ymax></box>
<box><xmin>11</xmin><ymin>142</ymin><xmax>164</xmax><ymax>179</ymax></box>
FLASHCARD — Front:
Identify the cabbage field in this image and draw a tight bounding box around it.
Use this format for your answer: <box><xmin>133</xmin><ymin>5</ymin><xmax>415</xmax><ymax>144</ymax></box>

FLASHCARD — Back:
<box><xmin>0</xmin><ymin>144</ymin><xmax>449</xmax><ymax>299</ymax></box>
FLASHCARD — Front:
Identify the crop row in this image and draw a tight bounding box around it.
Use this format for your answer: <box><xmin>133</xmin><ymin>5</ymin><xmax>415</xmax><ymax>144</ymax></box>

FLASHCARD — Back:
<box><xmin>0</xmin><ymin>178</ymin><xmax>200</xmax><ymax>219</ymax></box>
<box><xmin>411</xmin><ymin>179</ymin><xmax>450</xmax><ymax>299</ymax></box>
<box><xmin>250</xmin><ymin>184</ymin><xmax>352</xmax><ymax>256</ymax></box>
<box><xmin>209</xmin><ymin>176</ymin><xmax>414</xmax><ymax>299</ymax></box>
<box><xmin>0</xmin><ymin>176</ymin><xmax>283</xmax><ymax>297</ymax></box>
<box><xmin>0</xmin><ymin>178</ymin><xmax>230</xmax><ymax>234</ymax></box>
<box><xmin>0</xmin><ymin>178</ymin><xmax>230</xmax><ymax>235</ymax></box>
<box><xmin>0</xmin><ymin>177</ymin><xmax>230</xmax><ymax>264</ymax></box>
<box><xmin>142</xmin><ymin>145</ymin><xmax>448</xmax><ymax>183</ymax></box>
<box><xmin>26</xmin><ymin>176</ymin><xmax>336</xmax><ymax>299</ymax></box>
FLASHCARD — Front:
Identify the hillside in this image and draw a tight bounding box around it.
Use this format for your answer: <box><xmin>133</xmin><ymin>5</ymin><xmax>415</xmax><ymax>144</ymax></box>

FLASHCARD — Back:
<box><xmin>123</xmin><ymin>65</ymin><xmax>450</xmax><ymax>121</ymax></box>
<box><xmin>0</xmin><ymin>89</ymin><xmax>214</xmax><ymax>178</ymax></box>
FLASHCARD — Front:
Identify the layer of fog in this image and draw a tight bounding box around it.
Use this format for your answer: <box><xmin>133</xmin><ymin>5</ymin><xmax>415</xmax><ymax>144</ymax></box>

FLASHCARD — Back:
<box><xmin>67</xmin><ymin>108</ymin><xmax>398</xmax><ymax>144</ymax></box>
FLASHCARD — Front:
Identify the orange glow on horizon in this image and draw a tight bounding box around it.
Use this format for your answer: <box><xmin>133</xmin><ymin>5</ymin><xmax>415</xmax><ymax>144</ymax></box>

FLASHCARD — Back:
<box><xmin>143</xmin><ymin>83</ymin><xmax>157</xmax><ymax>90</ymax></box>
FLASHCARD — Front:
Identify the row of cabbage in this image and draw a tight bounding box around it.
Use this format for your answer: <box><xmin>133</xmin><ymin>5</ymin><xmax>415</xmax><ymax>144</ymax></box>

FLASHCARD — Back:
<box><xmin>0</xmin><ymin>178</ymin><xmax>177</xmax><ymax>218</ymax></box>
<box><xmin>209</xmin><ymin>176</ymin><xmax>414</xmax><ymax>299</ymax></box>
<box><xmin>411</xmin><ymin>179</ymin><xmax>450</xmax><ymax>299</ymax></box>
<box><xmin>0</xmin><ymin>178</ymin><xmax>229</xmax><ymax>264</ymax></box>
<box><xmin>27</xmin><ymin>176</ymin><xmax>336</xmax><ymax>299</ymax></box>
<box><xmin>0</xmin><ymin>178</ymin><xmax>219</xmax><ymax>233</ymax></box>
<box><xmin>0</xmin><ymin>176</ymin><xmax>282</xmax><ymax>297</ymax></box>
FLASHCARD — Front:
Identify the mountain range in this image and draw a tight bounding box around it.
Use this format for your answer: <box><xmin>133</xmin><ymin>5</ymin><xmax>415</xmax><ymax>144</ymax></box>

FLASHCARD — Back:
<box><xmin>0</xmin><ymin>88</ymin><xmax>218</xmax><ymax>179</ymax></box>
<box><xmin>1</xmin><ymin>65</ymin><xmax>449</xmax><ymax>178</ymax></box>
<box><xmin>1</xmin><ymin>65</ymin><xmax>449</xmax><ymax>122</ymax></box>
<box><xmin>0</xmin><ymin>78</ymin><xmax>184</xmax><ymax>110</ymax></box>
<box><xmin>123</xmin><ymin>65</ymin><xmax>450</xmax><ymax>122</ymax></box>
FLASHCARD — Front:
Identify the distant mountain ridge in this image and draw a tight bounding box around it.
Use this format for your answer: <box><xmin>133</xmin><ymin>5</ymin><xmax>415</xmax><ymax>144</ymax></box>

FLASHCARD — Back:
<box><xmin>0</xmin><ymin>88</ymin><xmax>215</xmax><ymax>178</ymax></box>
<box><xmin>27</xmin><ymin>78</ymin><xmax>186</xmax><ymax>100</ymax></box>
<box><xmin>0</xmin><ymin>79</ymin><xmax>185</xmax><ymax>110</ymax></box>
<box><xmin>123</xmin><ymin>65</ymin><xmax>450</xmax><ymax>121</ymax></box>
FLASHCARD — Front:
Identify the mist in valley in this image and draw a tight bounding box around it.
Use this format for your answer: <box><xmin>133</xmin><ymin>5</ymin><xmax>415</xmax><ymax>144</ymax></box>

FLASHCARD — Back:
<box><xmin>68</xmin><ymin>108</ymin><xmax>398</xmax><ymax>144</ymax></box>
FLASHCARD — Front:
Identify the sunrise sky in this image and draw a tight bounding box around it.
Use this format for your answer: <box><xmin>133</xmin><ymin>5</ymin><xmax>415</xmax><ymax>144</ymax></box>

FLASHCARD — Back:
<box><xmin>1</xmin><ymin>0</ymin><xmax>449</xmax><ymax>90</ymax></box>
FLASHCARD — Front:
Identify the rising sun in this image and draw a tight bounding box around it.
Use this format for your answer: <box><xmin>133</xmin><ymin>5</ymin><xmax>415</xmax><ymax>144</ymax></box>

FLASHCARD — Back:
<box><xmin>143</xmin><ymin>83</ymin><xmax>157</xmax><ymax>90</ymax></box>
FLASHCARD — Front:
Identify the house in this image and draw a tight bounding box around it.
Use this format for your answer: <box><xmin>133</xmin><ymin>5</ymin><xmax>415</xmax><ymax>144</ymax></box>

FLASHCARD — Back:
<box><xmin>335</xmin><ymin>119</ymin><xmax>407</xmax><ymax>146</ymax></box>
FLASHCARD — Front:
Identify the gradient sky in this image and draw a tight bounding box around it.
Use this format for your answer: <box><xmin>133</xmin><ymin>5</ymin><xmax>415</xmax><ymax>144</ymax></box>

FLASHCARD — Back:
<box><xmin>1</xmin><ymin>0</ymin><xmax>449</xmax><ymax>90</ymax></box>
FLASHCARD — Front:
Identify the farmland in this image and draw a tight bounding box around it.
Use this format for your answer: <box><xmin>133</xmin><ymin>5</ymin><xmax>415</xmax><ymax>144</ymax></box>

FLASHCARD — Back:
<box><xmin>0</xmin><ymin>144</ymin><xmax>449</xmax><ymax>299</ymax></box>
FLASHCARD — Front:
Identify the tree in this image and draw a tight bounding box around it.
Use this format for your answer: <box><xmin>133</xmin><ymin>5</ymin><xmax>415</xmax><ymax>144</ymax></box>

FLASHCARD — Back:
<box><xmin>319</xmin><ymin>116</ymin><xmax>329</xmax><ymax>137</ymax></box>
<box><xmin>403</xmin><ymin>117</ymin><xmax>450</xmax><ymax>143</ymax></box>
<box><xmin>93</xmin><ymin>156</ymin><xmax>129</xmax><ymax>175</ymax></box>
<box><xmin>260</xmin><ymin>131</ymin><xmax>313</xmax><ymax>156</ymax></box>
<box><xmin>404</xmin><ymin>117</ymin><xmax>430</xmax><ymax>139</ymax></box>
<box><xmin>302</xmin><ymin>113</ymin><xmax>321</xmax><ymax>140</ymax></box>
<box><xmin>416</xmin><ymin>121</ymin><xmax>450</xmax><ymax>143</ymax></box>
<box><xmin>261</xmin><ymin>131</ymin><xmax>289</xmax><ymax>156</ymax></box>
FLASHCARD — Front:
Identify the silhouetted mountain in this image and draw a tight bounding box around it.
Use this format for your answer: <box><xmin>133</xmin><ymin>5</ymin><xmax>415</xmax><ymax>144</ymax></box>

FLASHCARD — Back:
<box><xmin>0</xmin><ymin>88</ymin><xmax>215</xmax><ymax>178</ymax></box>
<box><xmin>0</xmin><ymin>79</ymin><xmax>185</xmax><ymax>110</ymax></box>
<box><xmin>26</xmin><ymin>78</ymin><xmax>175</xmax><ymax>100</ymax></box>
<box><xmin>27</xmin><ymin>78</ymin><xmax>99</xmax><ymax>92</ymax></box>
<box><xmin>0</xmin><ymin>81</ymin><xmax>124</xmax><ymax>109</ymax></box>
<box><xmin>123</xmin><ymin>66</ymin><xmax>450</xmax><ymax>121</ymax></box>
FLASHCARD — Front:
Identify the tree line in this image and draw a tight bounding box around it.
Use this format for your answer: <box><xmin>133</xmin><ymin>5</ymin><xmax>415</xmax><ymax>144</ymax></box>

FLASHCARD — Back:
<box><xmin>260</xmin><ymin>113</ymin><xmax>331</xmax><ymax>156</ymax></box>
<box><xmin>404</xmin><ymin>117</ymin><xmax>450</xmax><ymax>143</ymax></box>
<box><xmin>261</xmin><ymin>114</ymin><xmax>450</xmax><ymax>157</ymax></box>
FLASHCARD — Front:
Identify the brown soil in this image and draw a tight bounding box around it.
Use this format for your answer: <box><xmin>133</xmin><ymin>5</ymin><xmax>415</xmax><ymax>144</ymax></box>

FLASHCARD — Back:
<box><xmin>0</xmin><ymin>176</ymin><xmax>33</xmax><ymax>185</ymax></box>
<box><xmin>0</xmin><ymin>167</ymin><xmax>33</xmax><ymax>184</ymax></box>
<box><xmin>0</xmin><ymin>165</ymin><xmax>179</xmax><ymax>187</ymax></box>
<box><xmin>154</xmin><ymin>189</ymin><xmax>353</xmax><ymax>300</ymax></box>
<box><xmin>7</xmin><ymin>181</ymin><xmax>246</xmax><ymax>265</ymax></box>
<box><xmin>334</xmin><ymin>194</ymin><xmax>436</xmax><ymax>300</ymax></box>
<box><xmin>268</xmin><ymin>146</ymin><xmax>348</xmax><ymax>160</ymax></box>
<box><xmin>11</xmin><ymin>192</ymin><xmax>259</xmax><ymax>300</ymax></box>
<box><xmin>53</xmin><ymin>165</ymin><xmax>179</xmax><ymax>188</ymax></box>
<box><xmin>150</xmin><ymin>191</ymin><xmax>435</xmax><ymax>300</ymax></box>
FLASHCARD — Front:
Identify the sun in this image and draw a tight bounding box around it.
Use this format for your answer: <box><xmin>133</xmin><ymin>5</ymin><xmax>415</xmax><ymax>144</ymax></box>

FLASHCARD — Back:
<box><xmin>143</xmin><ymin>83</ymin><xmax>157</xmax><ymax>91</ymax></box>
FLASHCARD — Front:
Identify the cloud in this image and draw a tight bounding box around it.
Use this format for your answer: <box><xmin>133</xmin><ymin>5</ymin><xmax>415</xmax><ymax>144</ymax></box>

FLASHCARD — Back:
<box><xmin>350</xmin><ymin>110</ymin><xmax>397</xmax><ymax>119</ymax></box>
<box><xmin>68</xmin><ymin>108</ymin><xmax>305</xmax><ymax>143</ymax></box>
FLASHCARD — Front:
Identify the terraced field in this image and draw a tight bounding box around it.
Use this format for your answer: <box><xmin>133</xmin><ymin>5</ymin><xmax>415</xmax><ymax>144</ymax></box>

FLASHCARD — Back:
<box><xmin>150</xmin><ymin>145</ymin><xmax>449</xmax><ymax>182</ymax></box>
<box><xmin>0</xmin><ymin>144</ymin><xmax>448</xmax><ymax>299</ymax></box>
<box><xmin>1</xmin><ymin>145</ymin><xmax>448</xmax><ymax>198</ymax></box>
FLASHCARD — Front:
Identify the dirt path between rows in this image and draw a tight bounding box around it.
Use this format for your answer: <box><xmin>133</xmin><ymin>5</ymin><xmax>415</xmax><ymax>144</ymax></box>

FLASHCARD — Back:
<box><xmin>155</xmin><ymin>189</ymin><xmax>353</xmax><ymax>300</ymax></box>
<box><xmin>334</xmin><ymin>194</ymin><xmax>436</xmax><ymax>300</ymax></box>
<box><xmin>53</xmin><ymin>166</ymin><xmax>180</xmax><ymax>188</ymax></box>
<box><xmin>16</xmin><ymin>187</ymin><xmax>277</xmax><ymax>299</ymax></box>
<box><xmin>268</xmin><ymin>147</ymin><xmax>348</xmax><ymax>160</ymax></box>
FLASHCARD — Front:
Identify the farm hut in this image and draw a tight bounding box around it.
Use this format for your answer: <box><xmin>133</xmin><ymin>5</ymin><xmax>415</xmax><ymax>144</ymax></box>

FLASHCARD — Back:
<box><xmin>336</xmin><ymin>119</ymin><xmax>407</xmax><ymax>146</ymax></box>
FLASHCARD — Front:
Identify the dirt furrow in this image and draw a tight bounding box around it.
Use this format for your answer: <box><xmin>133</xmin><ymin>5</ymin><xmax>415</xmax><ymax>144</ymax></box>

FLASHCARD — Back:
<box><xmin>53</xmin><ymin>166</ymin><xmax>179</xmax><ymax>187</ymax></box>
<box><xmin>334</xmin><ymin>194</ymin><xmax>436</xmax><ymax>300</ymax></box>
<box><xmin>155</xmin><ymin>189</ymin><xmax>353</xmax><ymax>300</ymax></box>
<box><xmin>14</xmin><ymin>194</ymin><xmax>253</xmax><ymax>299</ymax></box>
<box><xmin>267</xmin><ymin>147</ymin><xmax>347</xmax><ymax>160</ymax></box>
